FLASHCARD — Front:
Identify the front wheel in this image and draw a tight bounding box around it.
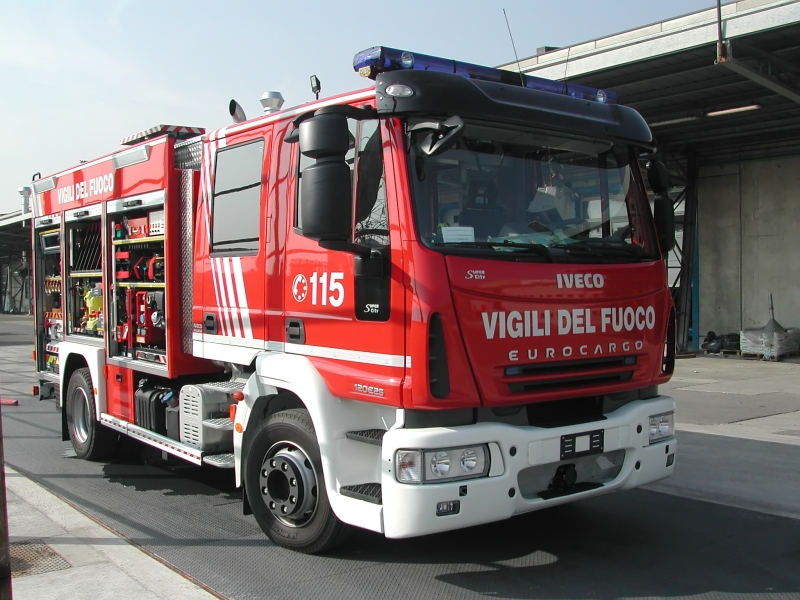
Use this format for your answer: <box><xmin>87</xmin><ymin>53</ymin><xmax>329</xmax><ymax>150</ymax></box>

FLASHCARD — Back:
<box><xmin>244</xmin><ymin>409</ymin><xmax>351</xmax><ymax>553</ymax></box>
<box><xmin>65</xmin><ymin>368</ymin><xmax>117</xmax><ymax>460</ymax></box>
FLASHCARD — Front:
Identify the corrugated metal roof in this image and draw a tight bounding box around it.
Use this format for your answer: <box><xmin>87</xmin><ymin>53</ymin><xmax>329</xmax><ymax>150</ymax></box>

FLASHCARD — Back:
<box><xmin>504</xmin><ymin>0</ymin><xmax>800</xmax><ymax>164</ymax></box>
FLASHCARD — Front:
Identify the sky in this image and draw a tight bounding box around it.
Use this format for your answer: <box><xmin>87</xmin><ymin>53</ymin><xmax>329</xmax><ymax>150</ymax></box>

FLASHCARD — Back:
<box><xmin>0</xmin><ymin>0</ymin><xmax>724</xmax><ymax>214</ymax></box>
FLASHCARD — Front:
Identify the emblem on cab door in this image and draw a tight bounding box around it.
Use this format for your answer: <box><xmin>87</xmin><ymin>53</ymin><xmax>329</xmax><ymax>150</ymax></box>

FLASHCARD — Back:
<box><xmin>292</xmin><ymin>274</ymin><xmax>308</xmax><ymax>302</ymax></box>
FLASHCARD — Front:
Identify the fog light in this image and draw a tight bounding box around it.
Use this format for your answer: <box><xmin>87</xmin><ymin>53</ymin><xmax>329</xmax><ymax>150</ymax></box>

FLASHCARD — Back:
<box><xmin>666</xmin><ymin>453</ymin><xmax>675</xmax><ymax>467</ymax></box>
<box><xmin>396</xmin><ymin>450</ymin><xmax>422</xmax><ymax>483</ymax></box>
<box><xmin>648</xmin><ymin>412</ymin><xmax>675</xmax><ymax>443</ymax></box>
<box><xmin>436</xmin><ymin>500</ymin><xmax>460</xmax><ymax>516</ymax></box>
<box><xmin>430</xmin><ymin>451</ymin><xmax>451</xmax><ymax>478</ymax></box>
<box><xmin>400</xmin><ymin>52</ymin><xmax>415</xmax><ymax>68</ymax></box>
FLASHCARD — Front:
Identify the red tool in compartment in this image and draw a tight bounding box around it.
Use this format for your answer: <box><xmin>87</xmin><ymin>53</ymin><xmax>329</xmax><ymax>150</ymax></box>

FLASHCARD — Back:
<box><xmin>127</xmin><ymin>217</ymin><xmax>149</xmax><ymax>239</ymax></box>
<box><xmin>134</xmin><ymin>290</ymin><xmax>165</xmax><ymax>346</ymax></box>
<box><xmin>115</xmin><ymin>251</ymin><xmax>131</xmax><ymax>280</ymax></box>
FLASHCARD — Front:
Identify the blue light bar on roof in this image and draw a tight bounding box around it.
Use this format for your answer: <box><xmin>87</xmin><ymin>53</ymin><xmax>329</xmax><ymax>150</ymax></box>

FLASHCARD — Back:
<box><xmin>353</xmin><ymin>46</ymin><xmax>617</xmax><ymax>104</ymax></box>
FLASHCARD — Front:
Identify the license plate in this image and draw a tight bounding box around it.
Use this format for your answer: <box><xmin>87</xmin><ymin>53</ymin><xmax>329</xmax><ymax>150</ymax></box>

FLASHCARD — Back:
<box><xmin>561</xmin><ymin>429</ymin><xmax>603</xmax><ymax>460</ymax></box>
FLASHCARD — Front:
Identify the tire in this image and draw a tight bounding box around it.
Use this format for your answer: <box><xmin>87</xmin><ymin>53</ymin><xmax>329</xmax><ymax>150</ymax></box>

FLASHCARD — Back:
<box><xmin>65</xmin><ymin>368</ymin><xmax>117</xmax><ymax>461</ymax></box>
<box><xmin>244</xmin><ymin>409</ymin><xmax>352</xmax><ymax>553</ymax></box>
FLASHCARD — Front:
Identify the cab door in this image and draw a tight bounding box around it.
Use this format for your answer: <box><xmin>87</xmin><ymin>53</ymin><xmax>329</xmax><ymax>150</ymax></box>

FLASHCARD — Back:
<box><xmin>283</xmin><ymin>116</ymin><xmax>406</xmax><ymax>406</ymax></box>
<box><xmin>196</xmin><ymin>129</ymin><xmax>271</xmax><ymax>364</ymax></box>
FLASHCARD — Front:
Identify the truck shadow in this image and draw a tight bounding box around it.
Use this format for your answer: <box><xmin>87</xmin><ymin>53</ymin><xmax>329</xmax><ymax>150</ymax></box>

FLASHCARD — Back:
<box><xmin>335</xmin><ymin>490</ymin><xmax>800</xmax><ymax>599</ymax></box>
<box><xmin>100</xmin><ymin>437</ymin><xmax>239</xmax><ymax>501</ymax></box>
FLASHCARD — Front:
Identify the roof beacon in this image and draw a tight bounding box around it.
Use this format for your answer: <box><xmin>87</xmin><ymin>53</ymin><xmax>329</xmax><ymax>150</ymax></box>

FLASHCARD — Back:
<box><xmin>353</xmin><ymin>46</ymin><xmax>616</xmax><ymax>104</ymax></box>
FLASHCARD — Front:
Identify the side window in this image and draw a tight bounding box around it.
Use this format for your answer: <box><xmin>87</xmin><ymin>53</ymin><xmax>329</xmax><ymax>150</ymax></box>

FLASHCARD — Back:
<box><xmin>212</xmin><ymin>139</ymin><xmax>264</xmax><ymax>253</ymax></box>
<box><xmin>295</xmin><ymin>120</ymin><xmax>357</xmax><ymax>230</ymax></box>
<box><xmin>354</xmin><ymin>121</ymin><xmax>389</xmax><ymax>248</ymax></box>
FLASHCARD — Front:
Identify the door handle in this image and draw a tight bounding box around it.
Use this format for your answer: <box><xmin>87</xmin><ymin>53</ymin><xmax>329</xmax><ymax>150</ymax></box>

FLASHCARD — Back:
<box><xmin>285</xmin><ymin>318</ymin><xmax>305</xmax><ymax>344</ymax></box>
<box><xmin>203</xmin><ymin>312</ymin><xmax>218</xmax><ymax>334</ymax></box>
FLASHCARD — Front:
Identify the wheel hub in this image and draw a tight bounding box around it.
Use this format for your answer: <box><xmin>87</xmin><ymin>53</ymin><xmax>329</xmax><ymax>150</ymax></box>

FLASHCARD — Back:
<box><xmin>259</xmin><ymin>445</ymin><xmax>317</xmax><ymax>525</ymax></box>
<box><xmin>71</xmin><ymin>387</ymin><xmax>91</xmax><ymax>444</ymax></box>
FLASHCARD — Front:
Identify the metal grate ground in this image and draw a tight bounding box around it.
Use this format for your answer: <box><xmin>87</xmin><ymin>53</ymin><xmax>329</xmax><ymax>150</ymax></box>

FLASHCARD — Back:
<box><xmin>10</xmin><ymin>540</ymin><xmax>72</xmax><ymax>578</ymax></box>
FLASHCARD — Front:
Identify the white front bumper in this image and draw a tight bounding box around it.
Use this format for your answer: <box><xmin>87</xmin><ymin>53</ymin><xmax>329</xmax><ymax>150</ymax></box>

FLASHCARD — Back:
<box><xmin>381</xmin><ymin>396</ymin><xmax>676</xmax><ymax>539</ymax></box>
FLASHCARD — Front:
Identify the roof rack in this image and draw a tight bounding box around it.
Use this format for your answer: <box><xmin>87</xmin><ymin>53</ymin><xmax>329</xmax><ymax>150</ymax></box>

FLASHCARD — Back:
<box><xmin>121</xmin><ymin>125</ymin><xmax>206</xmax><ymax>146</ymax></box>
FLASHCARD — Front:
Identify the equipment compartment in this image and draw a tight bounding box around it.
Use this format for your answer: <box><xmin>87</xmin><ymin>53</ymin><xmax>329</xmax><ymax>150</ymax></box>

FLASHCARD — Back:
<box><xmin>65</xmin><ymin>215</ymin><xmax>104</xmax><ymax>337</ymax></box>
<box><xmin>108</xmin><ymin>201</ymin><xmax>168</xmax><ymax>367</ymax></box>
<box><xmin>34</xmin><ymin>223</ymin><xmax>64</xmax><ymax>375</ymax></box>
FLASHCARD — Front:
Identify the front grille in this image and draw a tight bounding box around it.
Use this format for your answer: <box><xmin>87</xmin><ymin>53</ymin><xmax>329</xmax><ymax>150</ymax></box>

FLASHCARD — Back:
<box><xmin>510</xmin><ymin>355</ymin><xmax>634</xmax><ymax>377</ymax></box>
<box><xmin>504</xmin><ymin>355</ymin><xmax>636</xmax><ymax>395</ymax></box>
<box><xmin>507</xmin><ymin>371</ymin><xmax>633</xmax><ymax>394</ymax></box>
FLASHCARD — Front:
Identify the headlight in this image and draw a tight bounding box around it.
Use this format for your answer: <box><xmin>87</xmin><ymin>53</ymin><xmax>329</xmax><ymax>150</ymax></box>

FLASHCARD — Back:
<box><xmin>396</xmin><ymin>445</ymin><xmax>488</xmax><ymax>483</ymax></box>
<box><xmin>430</xmin><ymin>451</ymin><xmax>451</xmax><ymax>478</ymax></box>
<box><xmin>460</xmin><ymin>449</ymin><xmax>478</xmax><ymax>472</ymax></box>
<box><xmin>648</xmin><ymin>412</ymin><xmax>674</xmax><ymax>443</ymax></box>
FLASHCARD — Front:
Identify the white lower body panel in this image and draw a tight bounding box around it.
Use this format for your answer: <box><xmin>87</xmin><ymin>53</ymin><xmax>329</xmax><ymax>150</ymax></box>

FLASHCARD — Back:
<box><xmin>380</xmin><ymin>396</ymin><xmax>676</xmax><ymax>539</ymax></box>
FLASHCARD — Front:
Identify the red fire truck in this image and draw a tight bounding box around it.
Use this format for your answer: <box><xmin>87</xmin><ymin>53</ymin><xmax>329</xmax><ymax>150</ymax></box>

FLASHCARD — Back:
<box><xmin>30</xmin><ymin>47</ymin><xmax>677</xmax><ymax>553</ymax></box>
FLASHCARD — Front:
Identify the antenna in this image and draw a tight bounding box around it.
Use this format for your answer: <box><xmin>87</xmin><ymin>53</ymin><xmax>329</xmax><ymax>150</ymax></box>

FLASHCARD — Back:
<box><xmin>562</xmin><ymin>46</ymin><xmax>571</xmax><ymax>82</ymax></box>
<box><xmin>502</xmin><ymin>8</ymin><xmax>525</xmax><ymax>87</ymax></box>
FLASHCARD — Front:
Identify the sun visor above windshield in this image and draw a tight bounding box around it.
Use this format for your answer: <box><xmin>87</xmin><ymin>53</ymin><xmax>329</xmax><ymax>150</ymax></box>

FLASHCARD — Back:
<box><xmin>375</xmin><ymin>71</ymin><xmax>653</xmax><ymax>147</ymax></box>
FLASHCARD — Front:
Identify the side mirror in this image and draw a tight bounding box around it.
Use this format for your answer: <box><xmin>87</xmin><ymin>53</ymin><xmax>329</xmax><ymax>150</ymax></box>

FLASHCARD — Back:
<box><xmin>410</xmin><ymin>116</ymin><xmax>465</xmax><ymax>157</ymax></box>
<box><xmin>646</xmin><ymin>160</ymin><xmax>675</xmax><ymax>254</ymax></box>
<box><xmin>653</xmin><ymin>195</ymin><xmax>675</xmax><ymax>255</ymax></box>
<box><xmin>297</xmin><ymin>114</ymin><xmax>353</xmax><ymax>242</ymax></box>
<box><xmin>646</xmin><ymin>160</ymin><xmax>670</xmax><ymax>194</ymax></box>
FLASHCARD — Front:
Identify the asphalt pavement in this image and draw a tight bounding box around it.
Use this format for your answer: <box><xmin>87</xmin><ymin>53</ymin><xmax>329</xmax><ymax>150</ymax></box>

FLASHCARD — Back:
<box><xmin>1</xmin><ymin>314</ymin><xmax>799</xmax><ymax>600</ymax></box>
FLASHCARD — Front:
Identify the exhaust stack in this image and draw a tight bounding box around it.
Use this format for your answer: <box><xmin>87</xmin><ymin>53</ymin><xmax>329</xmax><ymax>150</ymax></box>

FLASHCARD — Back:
<box><xmin>260</xmin><ymin>92</ymin><xmax>284</xmax><ymax>114</ymax></box>
<box><xmin>18</xmin><ymin>186</ymin><xmax>32</xmax><ymax>214</ymax></box>
<box><xmin>229</xmin><ymin>100</ymin><xmax>247</xmax><ymax>124</ymax></box>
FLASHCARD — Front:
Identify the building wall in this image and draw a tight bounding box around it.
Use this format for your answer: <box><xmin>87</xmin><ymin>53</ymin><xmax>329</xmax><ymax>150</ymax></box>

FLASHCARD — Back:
<box><xmin>698</xmin><ymin>155</ymin><xmax>800</xmax><ymax>337</ymax></box>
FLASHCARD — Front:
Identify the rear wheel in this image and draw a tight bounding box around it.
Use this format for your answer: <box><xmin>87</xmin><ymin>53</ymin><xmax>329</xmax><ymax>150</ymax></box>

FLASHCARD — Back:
<box><xmin>65</xmin><ymin>368</ymin><xmax>117</xmax><ymax>460</ymax></box>
<box><xmin>244</xmin><ymin>409</ymin><xmax>352</xmax><ymax>553</ymax></box>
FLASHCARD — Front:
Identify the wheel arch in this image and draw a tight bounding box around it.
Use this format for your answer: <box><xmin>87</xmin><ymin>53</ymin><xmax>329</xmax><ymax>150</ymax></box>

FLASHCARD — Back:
<box><xmin>58</xmin><ymin>342</ymin><xmax>106</xmax><ymax>423</ymax></box>
<box><xmin>234</xmin><ymin>352</ymin><xmax>398</xmax><ymax>533</ymax></box>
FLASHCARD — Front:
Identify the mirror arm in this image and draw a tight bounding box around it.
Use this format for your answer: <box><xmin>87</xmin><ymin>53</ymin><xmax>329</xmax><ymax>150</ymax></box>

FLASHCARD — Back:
<box><xmin>315</xmin><ymin>105</ymin><xmax>377</xmax><ymax>120</ymax></box>
<box><xmin>286</xmin><ymin>105</ymin><xmax>378</xmax><ymax>144</ymax></box>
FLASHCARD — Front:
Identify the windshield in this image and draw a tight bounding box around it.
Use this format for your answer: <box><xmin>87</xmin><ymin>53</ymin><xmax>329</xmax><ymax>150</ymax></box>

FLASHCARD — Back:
<box><xmin>408</xmin><ymin>121</ymin><xmax>659</xmax><ymax>263</ymax></box>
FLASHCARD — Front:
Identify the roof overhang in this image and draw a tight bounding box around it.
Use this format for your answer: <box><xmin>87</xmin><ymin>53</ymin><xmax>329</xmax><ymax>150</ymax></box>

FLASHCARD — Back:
<box><xmin>507</xmin><ymin>0</ymin><xmax>800</xmax><ymax>164</ymax></box>
<box><xmin>0</xmin><ymin>211</ymin><xmax>32</xmax><ymax>263</ymax></box>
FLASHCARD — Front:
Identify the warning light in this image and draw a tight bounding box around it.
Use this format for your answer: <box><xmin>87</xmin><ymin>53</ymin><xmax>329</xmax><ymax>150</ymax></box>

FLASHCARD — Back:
<box><xmin>352</xmin><ymin>46</ymin><xmax>616</xmax><ymax>103</ymax></box>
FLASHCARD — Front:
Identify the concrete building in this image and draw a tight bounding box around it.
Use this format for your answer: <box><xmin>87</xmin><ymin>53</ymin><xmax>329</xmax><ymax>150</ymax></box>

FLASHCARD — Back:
<box><xmin>504</xmin><ymin>0</ymin><xmax>800</xmax><ymax>350</ymax></box>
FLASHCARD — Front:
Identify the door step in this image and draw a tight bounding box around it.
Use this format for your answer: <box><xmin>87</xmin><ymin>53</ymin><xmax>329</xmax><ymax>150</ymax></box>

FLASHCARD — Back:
<box><xmin>203</xmin><ymin>417</ymin><xmax>233</xmax><ymax>431</ymax></box>
<box><xmin>345</xmin><ymin>429</ymin><xmax>386</xmax><ymax>446</ymax></box>
<box><xmin>199</xmin><ymin>381</ymin><xmax>245</xmax><ymax>394</ymax></box>
<box><xmin>340</xmin><ymin>483</ymin><xmax>382</xmax><ymax>504</ymax></box>
<box><xmin>203</xmin><ymin>453</ymin><xmax>235</xmax><ymax>468</ymax></box>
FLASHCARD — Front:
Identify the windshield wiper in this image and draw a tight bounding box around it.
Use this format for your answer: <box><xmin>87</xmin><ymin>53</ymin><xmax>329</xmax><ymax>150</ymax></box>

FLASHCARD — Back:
<box><xmin>551</xmin><ymin>240</ymin><xmax>647</xmax><ymax>260</ymax></box>
<box><xmin>434</xmin><ymin>240</ymin><xmax>555</xmax><ymax>262</ymax></box>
